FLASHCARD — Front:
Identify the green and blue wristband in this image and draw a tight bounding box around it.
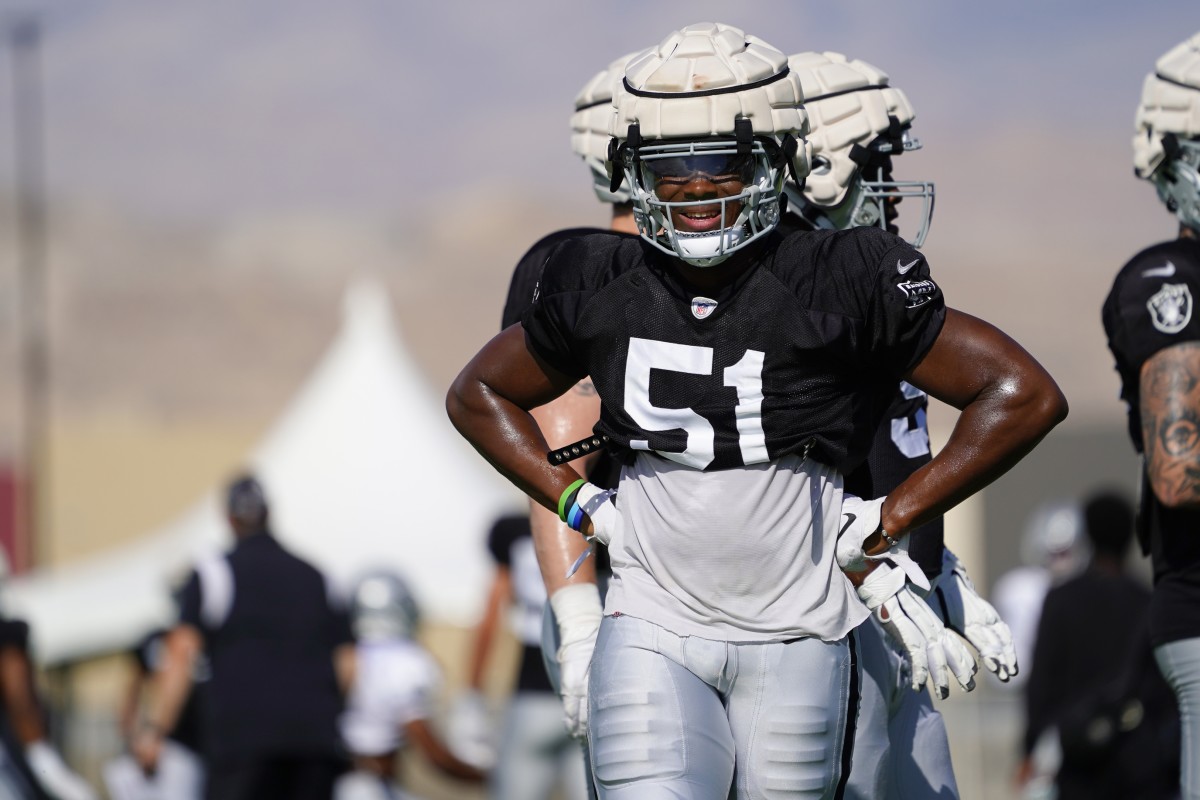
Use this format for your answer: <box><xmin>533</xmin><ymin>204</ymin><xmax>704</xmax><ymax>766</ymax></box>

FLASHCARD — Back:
<box><xmin>557</xmin><ymin>478</ymin><xmax>588</xmax><ymax>532</ymax></box>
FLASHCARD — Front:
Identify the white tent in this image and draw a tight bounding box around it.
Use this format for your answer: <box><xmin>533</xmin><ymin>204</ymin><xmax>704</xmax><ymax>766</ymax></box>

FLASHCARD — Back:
<box><xmin>2</xmin><ymin>281</ymin><xmax>522</xmax><ymax>665</ymax></box>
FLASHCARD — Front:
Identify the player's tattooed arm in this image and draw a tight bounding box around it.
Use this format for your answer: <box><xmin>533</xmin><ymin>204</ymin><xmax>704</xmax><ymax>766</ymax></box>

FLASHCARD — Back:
<box><xmin>1140</xmin><ymin>342</ymin><xmax>1200</xmax><ymax>508</ymax></box>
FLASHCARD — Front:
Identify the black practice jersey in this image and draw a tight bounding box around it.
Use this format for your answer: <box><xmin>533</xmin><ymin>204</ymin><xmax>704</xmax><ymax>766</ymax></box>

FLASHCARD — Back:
<box><xmin>523</xmin><ymin>226</ymin><xmax>945</xmax><ymax>474</ymax></box>
<box><xmin>503</xmin><ymin>227</ymin><xmax>611</xmax><ymax>330</ymax></box>
<box><xmin>1103</xmin><ymin>236</ymin><xmax>1200</xmax><ymax>645</ymax></box>
<box><xmin>506</xmin><ymin>227</ymin><xmax>633</xmax><ymax>494</ymax></box>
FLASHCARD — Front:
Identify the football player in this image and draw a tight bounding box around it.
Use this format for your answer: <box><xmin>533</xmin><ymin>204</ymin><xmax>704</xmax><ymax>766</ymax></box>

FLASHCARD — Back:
<box><xmin>1103</xmin><ymin>30</ymin><xmax>1200</xmax><ymax>800</ymax></box>
<box><xmin>783</xmin><ymin>51</ymin><xmax>1019</xmax><ymax>798</ymax></box>
<box><xmin>336</xmin><ymin>569</ymin><xmax>486</xmax><ymax>800</ymax></box>
<box><xmin>448</xmin><ymin>22</ymin><xmax>1067</xmax><ymax>798</ymax></box>
<box><xmin>510</xmin><ymin>47</ymin><xmax>987</xmax><ymax>800</ymax></box>
<box><xmin>457</xmin><ymin>513</ymin><xmax>590</xmax><ymax>800</ymax></box>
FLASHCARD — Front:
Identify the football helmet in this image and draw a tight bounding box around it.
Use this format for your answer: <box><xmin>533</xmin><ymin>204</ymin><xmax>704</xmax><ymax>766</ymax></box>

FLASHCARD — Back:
<box><xmin>349</xmin><ymin>569</ymin><xmax>420</xmax><ymax>641</ymax></box>
<box><xmin>1020</xmin><ymin>499</ymin><xmax>1088</xmax><ymax>581</ymax></box>
<box><xmin>609</xmin><ymin>22</ymin><xmax>809</xmax><ymax>267</ymax></box>
<box><xmin>572</xmin><ymin>52</ymin><xmax>640</xmax><ymax>205</ymax></box>
<box><xmin>785</xmin><ymin>51</ymin><xmax>934</xmax><ymax>247</ymax></box>
<box><xmin>1133</xmin><ymin>32</ymin><xmax>1200</xmax><ymax>233</ymax></box>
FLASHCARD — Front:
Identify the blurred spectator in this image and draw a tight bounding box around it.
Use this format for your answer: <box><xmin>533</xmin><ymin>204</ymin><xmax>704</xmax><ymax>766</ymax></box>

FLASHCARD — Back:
<box><xmin>133</xmin><ymin>474</ymin><xmax>355</xmax><ymax>800</ymax></box>
<box><xmin>335</xmin><ymin>569</ymin><xmax>485</xmax><ymax>799</ymax></box>
<box><xmin>991</xmin><ymin>499</ymin><xmax>1088</xmax><ymax>689</ymax></box>
<box><xmin>103</xmin><ymin>626</ymin><xmax>207</xmax><ymax>800</ymax></box>
<box><xmin>456</xmin><ymin>514</ymin><xmax>588</xmax><ymax>800</ymax></box>
<box><xmin>0</xmin><ymin>611</ymin><xmax>95</xmax><ymax>800</ymax></box>
<box><xmin>1017</xmin><ymin>489</ymin><xmax>1178</xmax><ymax>799</ymax></box>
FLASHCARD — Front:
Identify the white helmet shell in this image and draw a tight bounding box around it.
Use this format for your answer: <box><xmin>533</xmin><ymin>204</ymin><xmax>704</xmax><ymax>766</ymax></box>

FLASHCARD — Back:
<box><xmin>349</xmin><ymin>569</ymin><xmax>420</xmax><ymax>641</ymax></box>
<box><xmin>571</xmin><ymin>52</ymin><xmax>640</xmax><ymax>205</ymax></box>
<box><xmin>611</xmin><ymin>22</ymin><xmax>809</xmax><ymax>266</ymax></box>
<box><xmin>784</xmin><ymin>51</ymin><xmax>933</xmax><ymax>246</ymax></box>
<box><xmin>616</xmin><ymin>23</ymin><xmax>808</xmax><ymax>147</ymax></box>
<box><xmin>1134</xmin><ymin>33</ymin><xmax>1200</xmax><ymax>179</ymax></box>
<box><xmin>1134</xmin><ymin>32</ymin><xmax>1200</xmax><ymax>232</ymax></box>
<box><xmin>788</xmin><ymin>52</ymin><xmax>913</xmax><ymax>207</ymax></box>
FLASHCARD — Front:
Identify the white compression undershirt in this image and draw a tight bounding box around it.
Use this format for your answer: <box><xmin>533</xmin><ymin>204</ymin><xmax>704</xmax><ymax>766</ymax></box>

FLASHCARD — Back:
<box><xmin>604</xmin><ymin>451</ymin><xmax>867</xmax><ymax>643</ymax></box>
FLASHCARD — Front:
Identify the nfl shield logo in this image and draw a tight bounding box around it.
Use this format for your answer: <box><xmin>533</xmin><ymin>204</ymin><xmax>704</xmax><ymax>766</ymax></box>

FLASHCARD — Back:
<box><xmin>1148</xmin><ymin>283</ymin><xmax>1193</xmax><ymax>334</ymax></box>
<box><xmin>691</xmin><ymin>296</ymin><xmax>718</xmax><ymax>320</ymax></box>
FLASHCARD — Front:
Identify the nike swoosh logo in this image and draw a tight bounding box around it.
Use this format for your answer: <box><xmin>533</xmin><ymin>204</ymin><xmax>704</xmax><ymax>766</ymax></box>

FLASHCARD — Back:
<box><xmin>839</xmin><ymin>513</ymin><xmax>856</xmax><ymax>537</ymax></box>
<box><xmin>897</xmin><ymin>258</ymin><xmax>920</xmax><ymax>275</ymax></box>
<box><xmin>1143</xmin><ymin>261</ymin><xmax>1177</xmax><ymax>278</ymax></box>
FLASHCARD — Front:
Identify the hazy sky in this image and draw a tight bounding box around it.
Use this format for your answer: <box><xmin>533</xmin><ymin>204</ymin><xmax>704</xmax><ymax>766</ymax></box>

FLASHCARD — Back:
<box><xmin>0</xmin><ymin>1</ymin><xmax>1197</xmax><ymax>429</ymax></box>
<box><xmin>0</xmin><ymin>1</ymin><xmax>1189</xmax><ymax>221</ymax></box>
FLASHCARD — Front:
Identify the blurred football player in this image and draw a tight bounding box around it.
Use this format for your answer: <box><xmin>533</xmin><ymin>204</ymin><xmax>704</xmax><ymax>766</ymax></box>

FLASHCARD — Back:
<box><xmin>449</xmin><ymin>22</ymin><xmax>1066</xmax><ymax>798</ymax></box>
<box><xmin>783</xmin><ymin>50</ymin><xmax>1020</xmax><ymax>798</ymax></box>
<box><xmin>480</xmin><ymin>52</ymin><xmax>643</xmax><ymax>800</ymax></box>
<box><xmin>1103</xmin><ymin>30</ymin><xmax>1200</xmax><ymax>800</ymax></box>
<box><xmin>455</xmin><ymin>513</ymin><xmax>589</xmax><ymax>800</ymax></box>
<box><xmin>0</xmin><ymin>610</ymin><xmax>96</xmax><ymax>800</ymax></box>
<box><xmin>336</xmin><ymin>569</ymin><xmax>485</xmax><ymax>800</ymax></box>
<box><xmin>104</xmin><ymin>626</ymin><xmax>207</xmax><ymax>800</ymax></box>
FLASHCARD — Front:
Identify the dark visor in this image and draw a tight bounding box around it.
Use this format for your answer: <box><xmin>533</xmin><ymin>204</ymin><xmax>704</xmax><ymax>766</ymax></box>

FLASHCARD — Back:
<box><xmin>642</xmin><ymin>153</ymin><xmax>755</xmax><ymax>184</ymax></box>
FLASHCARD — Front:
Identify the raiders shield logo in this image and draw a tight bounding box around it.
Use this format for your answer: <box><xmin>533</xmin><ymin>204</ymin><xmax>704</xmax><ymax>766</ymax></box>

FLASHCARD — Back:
<box><xmin>691</xmin><ymin>297</ymin><xmax>718</xmax><ymax>320</ymax></box>
<box><xmin>1147</xmin><ymin>282</ymin><xmax>1193</xmax><ymax>334</ymax></box>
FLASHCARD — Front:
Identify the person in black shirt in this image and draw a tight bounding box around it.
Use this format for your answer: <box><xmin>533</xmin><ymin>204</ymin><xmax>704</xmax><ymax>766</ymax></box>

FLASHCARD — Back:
<box><xmin>1103</xmin><ymin>30</ymin><xmax>1200</xmax><ymax>800</ymax></box>
<box><xmin>1018</xmin><ymin>490</ymin><xmax>1177</xmax><ymax>799</ymax></box>
<box><xmin>449</xmin><ymin>23</ymin><xmax>1066</xmax><ymax>798</ymax></box>
<box><xmin>133</xmin><ymin>474</ymin><xmax>355</xmax><ymax>800</ymax></box>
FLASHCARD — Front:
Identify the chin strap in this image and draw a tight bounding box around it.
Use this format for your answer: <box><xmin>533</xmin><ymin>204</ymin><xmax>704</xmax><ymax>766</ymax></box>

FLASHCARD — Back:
<box><xmin>608</xmin><ymin>124</ymin><xmax>643</xmax><ymax>195</ymax></box>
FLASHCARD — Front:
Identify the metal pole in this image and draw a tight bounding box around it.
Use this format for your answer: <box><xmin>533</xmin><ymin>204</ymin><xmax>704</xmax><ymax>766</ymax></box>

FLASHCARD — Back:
<box><xmin>9</xmin><ymin>16</ymin><xmax>47</xmax><ymax>572</ymax></box>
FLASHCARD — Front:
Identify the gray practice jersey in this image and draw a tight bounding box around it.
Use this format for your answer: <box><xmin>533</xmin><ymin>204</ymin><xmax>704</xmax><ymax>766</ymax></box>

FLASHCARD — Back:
<box><xmin>605</xmin><ymin>451</ymin><xmax>867</xmax><ymax>643</ymax></box>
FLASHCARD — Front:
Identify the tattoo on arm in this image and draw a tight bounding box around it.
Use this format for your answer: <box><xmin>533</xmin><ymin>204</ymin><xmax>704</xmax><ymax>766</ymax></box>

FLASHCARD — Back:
<box><xmin>1141</xmin><ymin>343</ymin><xmax>1200</xmax><ymax>507</ymax></box>
<box><xmin>573</xmin><ymin>379</ymin><xmax>597</xmax><ymax>397</ymax></box>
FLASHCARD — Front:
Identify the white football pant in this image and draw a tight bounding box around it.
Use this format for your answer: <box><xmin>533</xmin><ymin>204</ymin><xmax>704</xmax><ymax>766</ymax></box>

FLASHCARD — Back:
<box><xmin>588</xmin><ymin>614</ymin><xmax>854</xmax><ymax>799</ymax></box>
<box><xmin>334</xmin><ymin>771</ymin><xmax>422</xmax><ymax>800</ymax></box>
<box><xmin>847</xmin><ymin>618</ymin><xmax>958</xmax><ymax>799</ymax></box>
<box><xmin>1155</xmin><ymin>636</ymin><xmax>1200</xmax><ymax>800</ymax></box>
<box><xmin>102</xmin><ymin>740</ymin><xmax>204</xmax><ymax>800</ymax></box>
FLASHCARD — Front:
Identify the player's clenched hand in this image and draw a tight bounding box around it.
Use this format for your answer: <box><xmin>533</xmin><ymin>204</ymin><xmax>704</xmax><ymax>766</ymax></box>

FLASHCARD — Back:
<box><xmin>837</xmin><ymin>494</ymin><xmax>929</xmax><ymax>591</ymax></box>
<box><xmin>564</xmin><ymin>483</ymin><xmax>621</xmax><ymax>579</ymax></box>
<box><xmin>857</xmin><ymin>562</ymin><xmax>977</xmax><ymax>699</ymax></box>
<box><xmin>930</xmin><ymin>549</ymin><xmax>1018</xmax><ymax>682</ymax></box>
<box><xmin>548</xmin><ymin>583</ymin><xmax>603</xmax><ymax>738</ymax></box>
<box><xmin>575</xmin><ymin>483</ymin><xmax>619</xmax><ymax>546</ymax></box>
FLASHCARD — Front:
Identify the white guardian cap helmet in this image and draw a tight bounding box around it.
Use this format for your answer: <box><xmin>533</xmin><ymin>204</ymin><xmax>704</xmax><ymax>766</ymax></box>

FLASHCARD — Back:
<box><xmin>609</xmin><ymin>22</ymin><xmax>810</xmax><ymax>267</ymax></box>
<box><xmin>1134</xmin><ymin>32</ymin><xmax>1200</xmax><ymax>234</ymax></box>
<box><xmin>572</xmin><ymin>53</ymin><xmax>640</xmax><ymax>205</ymax></box>
<box><xmin>785</xmin><ymin>51</ymin><xmax>934</xmax><ymax>247</ymax></box>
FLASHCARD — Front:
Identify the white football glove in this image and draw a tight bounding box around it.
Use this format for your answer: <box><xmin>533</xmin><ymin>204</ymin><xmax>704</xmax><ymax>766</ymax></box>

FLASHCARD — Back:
<box><xmin>576</xmin><ymin>483</ymin><xmax>619</xmax><ymax>546</ymax></box>
<box><xmin>565</xmin><ymin>483</ymin><xmax>620</xmax><ymax>579</ymax></box>
<box><xmin>929</xmin><ymin>549</ymin><xmax>1019</xmax><ymax>682</ymax></box>
<box><xmin>446</xmin><ymin>690</ymin><xmax>497</xmax><ymax>769</ymax></box>
<box><xmin>26</xmin><ymin>741</ymin><xmax>97</xmax><ymax>800</ymax></box>
<box><xmin>837</xmin><ymin>495</ymin><xmax>929</xmax><ymax>591</ymax></box>
<box><xmin>857</xmin><ymin>562</ymin><xmax>977</xmax><ymax>699</ymax></box>
<box><xmin>548</xmin><ymin>583</ymin><xmax>602</xmax><ymax>739</ymax></box>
